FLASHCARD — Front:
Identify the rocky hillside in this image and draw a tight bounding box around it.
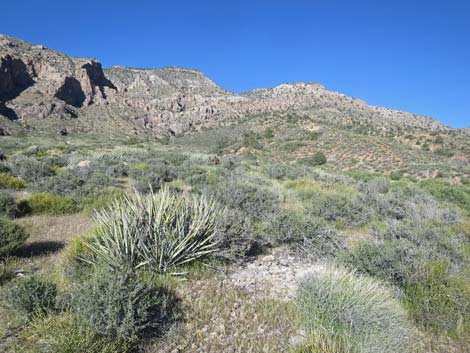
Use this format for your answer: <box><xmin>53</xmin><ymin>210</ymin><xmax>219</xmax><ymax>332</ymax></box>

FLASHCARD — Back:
<box><xmin>0</xmin><ymin>34</ymin><xmax>450</xmax><ymax>136</ymax></box>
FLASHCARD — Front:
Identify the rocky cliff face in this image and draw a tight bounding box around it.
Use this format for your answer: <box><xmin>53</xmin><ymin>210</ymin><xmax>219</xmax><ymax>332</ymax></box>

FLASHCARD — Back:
<box><xmin>0</xmin><ymin>34</ymin><xmax>449</xmax><ymax>135</ymax></box>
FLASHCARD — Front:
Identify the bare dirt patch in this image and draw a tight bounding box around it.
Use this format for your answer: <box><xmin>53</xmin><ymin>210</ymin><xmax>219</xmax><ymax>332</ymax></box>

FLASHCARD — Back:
<box><xmin>226</xmin><ymin>247</ymin><xmax>325</xmax><ymax>301</ymax></box>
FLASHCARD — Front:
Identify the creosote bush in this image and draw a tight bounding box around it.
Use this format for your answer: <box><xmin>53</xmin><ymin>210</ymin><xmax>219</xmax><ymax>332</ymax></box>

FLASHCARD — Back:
<box><xmin>0</xmin><ymin>257</ymin><xmax>18</xmax><ymax>285</ymax></box>
<box><xmin>268</xmin><ymin>211</ymin><xmax>343</xmax><ymax>258</ymax></box>
<box><xmin>0</xmin><ymin>190</ymin><xmax>18</xmax><ymax>218</ymax></box>
<box><xmin>86</xmin><ymin>188</ymin><xmax>224</xmax><ymax>273</ymax></box>
<box><xmin>300</xmin><ymin>151</ymin><xmax>327</xmax><ymax>166</ymax></box>
<box><xmin>72</xmin><ymin>269</ymin><xmax>178</xmax><ymax>339</ymax></box>
<box><xmin>0</xmin><ymin>217</ymin><xmax>29</xmax><ymax>257</ymax></box>
<box><xmin>8</xmin><ymin>155</ymin><xmax>55</xmax><ymax>182</ymax></box>
<box><xmin>297</xmin><ymin>265</ymin><xmax>411</xmax><ymax>353</ymax></box>
<box><xmin>404</xmin><ymin>260</ymin><xmax>470</xmax><ymax>334</ymax></box>
<box><xmin>211</xmin><ymin>176</ymin><xmax>280</xmax><ymax>221</ymax></box>
<box><xmin>1</xmin><ymin>276</ymin><xmax>57</xmax><ymax>322</ymax></box>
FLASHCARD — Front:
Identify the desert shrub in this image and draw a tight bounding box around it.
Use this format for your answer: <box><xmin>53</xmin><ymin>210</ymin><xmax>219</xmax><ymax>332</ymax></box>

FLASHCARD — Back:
<box><xmin>268</xmin><ymin>211</ymin><xmax>343</xmax><ymax>258</ymax></box>
<box><xmin>36</xmin><ymin>168</ymin><xmax>114</xmax><ymax>199</ymax></box>
<box><xmin>342</xmin><ymin>218</ymin><xmax>470</xmax><ymax>338</ymax></box>
<box><xmin>404</xmin><ymin>261</ymin><xmax>470</xmax><ymax>334</ymax></box>
<box><xmin>86</xmin><ymin>188</ymin><xmax>224</xmax><ymax>273</ymax></box>
<box><xmin>0</xmin><ymin>257</ymin><xmax>18</xmax><ymax>285</ymax></box>
<box><xmin>381</xmin><ymin>221</ymin><xmax>468</xmax><ymax>266</ymax></box>
<box><xmin>62</xmin><ymin>235</ymin><xmax>95</xmax><ymax>279</ymax></box>
<box><xmin>300</xmin><ymin>151</ymin><xmax>327</xmax><ymax>166</ymax></box>
<box><xmin>308</xmin><ymin>192</ymin><xmax>372</xmax><ymax>227</ymax></box>
<box><xmin>11</xmin><ymin>312</ymin><xmax>133</xmax><ymax>353</ymax></box>
<box><xmin>341</xmin><ymin>240</ymin><xmax>418</xmax><ymax>287</ymax></box>
<box><xmin>420</xmin><ymin>180</ymin><xmax>470</xmax><ymax>213</ymax></box>
<box><xmin>212</xmin><ymin>135</ymin><xmax>233</xmax><ymax>155</ymax></box>
<box><xmin>211</xmin><ymin>177</ymin><xmax>280</xmax><ymax>221</ymax></box>
<box><xmin>0</xmin><ymin>218</ymin><xmax>29</xmax><ymax>257</ymax></box>
<box><xmin>8</xmin><ymin>155</ymin><xmax>55</xmax><ymax>182</ymax></box>
<box><xmin>282</xmin><ymin>141</ymin><xmax>306</xmax><ymax>153</ymax></box>
<box><xmin>285</xmin><ymin>179</ymin><xmax>322</xmax><ymax>200</ymax></box>
<box><xmin>17</xmin><ymin>193</ymin><xmax>78</xmax><ymax>216</ymax></box>
<box><xmin>130</xmin><ymin>160</ymin><xmax>177</xmax><ymax>193</ymax></box>
<box><xmin>344</xmin><ymin>220</ymin><xmax>469</xmax><ymax>284</ymax></box>
<box><xmin>105</xmin><ymin>163</ymin><xmax>129</xmax><ymax>178</ymax></box>
<box><xmin>263</xmin><ymin>164</ymin><xmax>307</xmax><ymax>180</ymax></box>
<box><xmin>214</xmin><ymin>209</ymin><xmax>266</xmax><ymax>260</ymax></box>
<box><xmin>220</xmin><ymin>156</ymin><xmax>240</xmax><ymax>171</ymax></box>
<box><xmin>176</xmin><ymin>161</ymin><xmax>209</xmax><ymax>186</ymax></box>
<box><xmin>359</xmin><ymin>177</ymin><xmax>390</xmax><ymax>195</ymax></box>
<box><xmin>0</xmin><ymin>173</ymin><xmax>26</xmax><ymax>190</ymax></box>
<box><xmin>72</xmin><ymin>269</ymin><xmax>177</xmax><ymax>339</ymax></box>
<box><xmin>371</xmin><ymin>186</ymin><xmax>460</xmax><ymax>224</ymax></box>
<box><xmin>0</xmin><ymin>162</ymin><xmax>10</xmax><ymax>173</ymax></box>
<box><xmin>297</xmin><ymin>265</ymin><xmax>411</xmax><ymax>353</ymax></box>
<box><xmin>1</xmin><ymin>276</ymin><xmax>57</xmax><ymax>321</ymax></box>
<box><xmin>159</xmin><ymin>151</ymin><xmax>188</xmax><ymax>166</ymax></box>
<box><xmin>0</xmin><ymin>190</ymin><xmax>18</xmax><ymax>218</ymax></box>
<box><xmin>241</xmin><ymin>131</ymin><xmax>262</xmax><ymax>149</ymax></box>
<box><xmin>80</xmin><ymin>187</ymin><xmax>126</xmax><ymax>212</ymax></box>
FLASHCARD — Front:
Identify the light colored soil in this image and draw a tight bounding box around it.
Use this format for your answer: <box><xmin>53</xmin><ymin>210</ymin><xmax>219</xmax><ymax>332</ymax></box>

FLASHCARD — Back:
<box><xmin>226</xmin><ymin>247</ymin><xmax>325</xmax><ymax>301</ymax></box>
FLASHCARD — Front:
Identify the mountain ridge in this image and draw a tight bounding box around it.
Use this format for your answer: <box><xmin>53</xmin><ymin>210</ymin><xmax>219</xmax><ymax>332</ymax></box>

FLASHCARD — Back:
<box><xmin>0</xmin><ymin>34</ymin><xmax>452</xmax><ymax>136</ymax></box>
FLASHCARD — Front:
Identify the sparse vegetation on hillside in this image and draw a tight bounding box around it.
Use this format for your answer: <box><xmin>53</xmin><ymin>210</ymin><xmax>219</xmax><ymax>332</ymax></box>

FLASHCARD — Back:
<box><xmin>0</xmin><ymin>116</ymin><xmax>469</xmax><ymax>352</ymax></box>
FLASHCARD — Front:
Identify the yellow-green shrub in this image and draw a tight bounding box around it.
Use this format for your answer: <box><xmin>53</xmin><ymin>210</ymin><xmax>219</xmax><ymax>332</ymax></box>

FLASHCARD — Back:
<box><xmin>0</xmin><ymin>173</ymin><xmax>26</xmax><ymax>190</ymax></box>
<box><xmin>17</xmin><ymin>193</ymin><xmax>78</xmax><ymax>216</ymax></box>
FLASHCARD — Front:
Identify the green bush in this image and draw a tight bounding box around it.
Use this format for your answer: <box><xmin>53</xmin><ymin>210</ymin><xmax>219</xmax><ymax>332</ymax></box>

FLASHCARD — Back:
<box><xmin>9</xmin><ymin>155</ymin><xmax>54</xmax><ymax>182</ymax></box>
<box><xmin>0</xmin><ymin>173</ymin><xmax>26</xmax><ymax>190</ymax></box>
<box><xmin>0</xmin><ymin>218</ymin><xmax>29</xmax><ymax>257</ymax></box>
<box><xmin>268</xmin><ymin>211</ymin><xmax>343</xmax><ymax>258</ymax></box>
<box><xmin>129</xmin><ymin>160</ymin><xmax>177</xmax><ymax>193</ymax></box>
<box><xmin>80</xmin><ymin>187</ymin><xmax>126</xmax><ymax>213</ymax></box>
<box><xmin>297</xmin><ymin>265</ymin><xmax>411</xmax><ymax>353</ymax></box>
<box><xmin>62</xmin><ymin>234</ymin><xmax>95</xmax><ymax>279</ymax></box>
<box><xmin>308</xmin><ymin>192</ymin><xmax>372</xmax><ymax>227</ymax></box>
<box><xmin>0</xmin><ymin>257</ymin><xmax>17</xmax><ymax>285</ymax></box>
<box><xmin>300</xmin><ymin>151</ymin><xmax>327</xmax><ymax>166</ymax></box>
<box><xmin>404</xmin><ymin>260</ymin><xmax>470</xmax><ymax>334</ymax></box>
<box><xmin>0</xmin><ymin>162</ymin><xmax>10</xmax><ymax>174</ymax></box>
<box><xmin>214</xmin><ymin>209</ymin><xmax>266</xmax><ymax>260</ymax></box>
<box><xmin>420</xmin><ymin>180</ymin><xmax>470</xmax><ymax>213</ymax></box>
<box><xmin>73</xmin><ymin>269</ymin><xmax>177</xmax><ymax>339</ymax></box>
<box><xmin>36</xmin><ymin>168</ymin><xmax>114</xmax><ymax>199</ymax></box>
<box><xmin>343</xmin><ymin>219</ymin><xmax>469</xmax><ymax>283</ymax></box>
<box><xmin>1</xmin><ymin>276</ymin><xmax>57</xmax><ymax>321</ymax></box>
<box><xmin>342</xmin><ymin>217</ymin><xmax>470</xmax><ymax>338</ymax></box>
<box><xmin>11</xmin><ymin>312</ymin><xmax>133</xmax><ymax>353</ymax></box>
<box><xmin>340</xmin><ymin>241</ymin><xmax>417</xmax><ymax>287</ymax></box>
<box><xmin>17</xmin><ymin>193</ymin><xmax>78</xmax><ymax>216</ymax></box>
<box><xmin>86</xmin><ymin>188</ymin><xmax>224</xmax><ymax>273</ymax></box>
<box><xmin>212</xmin><ymin>177</ymin><xmax>280</xmax><ymax>221</ymax></box>
<box><xmin>368</xmin><ymin>186</ymin><xmax>459</xmax><ymax>224</ymax></box>
<box><xmin>0</xmin><ymin>190</ymin><xmax>18</xmax><ymax>218</ymax></box>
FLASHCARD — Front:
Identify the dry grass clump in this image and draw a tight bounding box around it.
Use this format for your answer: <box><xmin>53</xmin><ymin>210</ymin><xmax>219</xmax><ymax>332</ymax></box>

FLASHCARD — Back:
<box><xmin>297</xmin><ymin>265</ymin><xmax>412</xmax><ymax>353</ymax></box>
<box><xmin>147</xmin><ymin>277</ymin><xmax>301</xmax><ymax>353</ymax></box>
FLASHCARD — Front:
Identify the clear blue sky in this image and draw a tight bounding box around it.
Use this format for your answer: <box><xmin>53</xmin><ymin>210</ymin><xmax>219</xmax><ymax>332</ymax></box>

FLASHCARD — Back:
<box><xmin>2</xmin><ymin>0</ymin><xmax>469</xmax><ymax>127</ymax></box>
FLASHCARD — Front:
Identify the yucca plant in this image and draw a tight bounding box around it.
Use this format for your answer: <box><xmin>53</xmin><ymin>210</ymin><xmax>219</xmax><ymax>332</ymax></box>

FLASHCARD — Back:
<box><xmin>85</xmin><ymin>188</ymin><xmax>224</xmax><ymax>274</ymax></box>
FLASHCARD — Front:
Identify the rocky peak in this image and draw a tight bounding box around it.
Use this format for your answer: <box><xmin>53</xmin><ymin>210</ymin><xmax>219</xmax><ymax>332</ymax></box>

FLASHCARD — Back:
<box><xmin>0</xmin><ymin>35</ymin><xmax>449</xmax><ymax>135</ymax></box>
<box><xmin>0</xmin><ymin>34</ymin><xmax>116</xmax><ymax>123</ymax></box>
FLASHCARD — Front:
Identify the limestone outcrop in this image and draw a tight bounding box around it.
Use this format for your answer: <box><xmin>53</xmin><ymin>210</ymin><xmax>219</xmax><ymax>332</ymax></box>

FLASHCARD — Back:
<box><xmin>0</xmin><ymin>34</ymin><xmax>450</xmax><ymax>135</ymax></box>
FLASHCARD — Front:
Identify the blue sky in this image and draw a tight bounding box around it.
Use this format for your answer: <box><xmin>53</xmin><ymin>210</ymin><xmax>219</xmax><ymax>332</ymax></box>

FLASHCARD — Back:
<box><xmin>2</xmin><ymin>0</ymin><xmax>469</xmax><ymax>127</ymax></box>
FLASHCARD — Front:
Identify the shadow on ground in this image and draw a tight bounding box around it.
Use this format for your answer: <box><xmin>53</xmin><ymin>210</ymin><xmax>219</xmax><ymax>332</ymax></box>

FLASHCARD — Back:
<box><xmin>16</xmin><ymin>241</ymin><xmax>65</xmax><ymax>257</ymax></box>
